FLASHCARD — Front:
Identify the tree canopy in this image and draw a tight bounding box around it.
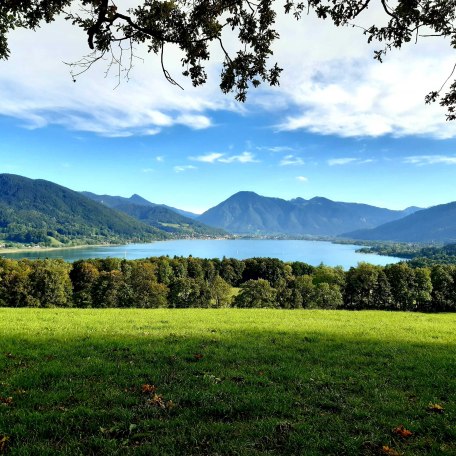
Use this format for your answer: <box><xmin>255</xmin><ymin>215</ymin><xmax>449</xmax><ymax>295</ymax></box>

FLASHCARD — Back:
<box><xmin>2</xmin><ymin>1</ymin><xmax>456</xmax><ymax>116</ymax></box>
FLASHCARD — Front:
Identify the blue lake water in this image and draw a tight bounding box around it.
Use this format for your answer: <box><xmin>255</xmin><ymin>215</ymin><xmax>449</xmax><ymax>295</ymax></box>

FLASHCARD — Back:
<box><xmin>1</xmin><ymin>239</ymin><xmax>401</xmax><ymax>269</ymax></box>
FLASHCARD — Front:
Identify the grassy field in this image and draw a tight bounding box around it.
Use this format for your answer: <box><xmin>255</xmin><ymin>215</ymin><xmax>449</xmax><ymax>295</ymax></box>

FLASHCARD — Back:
<box><xmin>0</xmin><ymin>309</ymin><xmax>455</xmax><ymax>455</ymax></box>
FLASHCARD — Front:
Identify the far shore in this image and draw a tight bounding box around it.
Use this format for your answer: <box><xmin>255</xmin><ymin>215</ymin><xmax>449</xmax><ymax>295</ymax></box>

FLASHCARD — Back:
<box><xmin>0</xmin><ymin>244</ymin><xmax>118</xmax><ymax>254</ymax></box>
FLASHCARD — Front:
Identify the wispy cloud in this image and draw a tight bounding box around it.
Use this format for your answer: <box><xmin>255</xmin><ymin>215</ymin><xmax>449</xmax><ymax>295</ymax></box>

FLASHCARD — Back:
<box><xmin>326</xmin><ymin>157</ymin><xmax>373</xmax><ymax>166</ymax></box>
<box><xmin>191</xmin><ymin>152</ymin><xmax>224</xmax><ymax>163</ymax></box>
<box><xmin>258</xmin><ymin>146</ymin><xmax>295</xmax><ymax>153</ymax></box>
<box><xmin>280</xmin><ymin>155</ymin><xmax>304</xmax><ymax>166</ymax></box>
<box><xmin>218</xmin><ymin>152</ymin><xmax>258</xmax><ymax>163</ymax></box>
<box><xmin>296</xmin><ymin>176</ymin><xmax>308</xmax><ymax>182</ymax></box>
<box><xmin>403</xmin><ymin>155</ymin><xmax>456</xmax><ymax>165</ymax></box>
<box><xmin>142</xmin><ymin>168</ymin><xmax>154</xmax><ymax>173</ymax></box>
<box><xmin>174</xmin><ymin>165</ymin><xmax>197</xmax><ymax>173</ymax></box>
<box><xmin>327</xmin><ymin>158</ymin><xmax>357</xmax><ymax>166</ymax></box>
<box><xmin>155</xmin><ymin>156</ymin><xmax>165</xmax><ymax>162</ymax></box>
<box><xmin>190</xmin><ymin>151</ymin><xmax>258</xmax><ymax>164</ymax></box>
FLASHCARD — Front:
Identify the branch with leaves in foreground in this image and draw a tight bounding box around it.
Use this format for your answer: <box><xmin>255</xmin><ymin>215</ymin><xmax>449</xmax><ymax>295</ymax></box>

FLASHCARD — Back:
<box><xmin>1</xmin><ymin>1</ymin><xmax>456</xmax><ymax>116</ymax></box>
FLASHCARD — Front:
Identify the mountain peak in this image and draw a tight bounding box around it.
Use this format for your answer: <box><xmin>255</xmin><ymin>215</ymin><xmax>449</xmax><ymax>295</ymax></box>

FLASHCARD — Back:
<box><xmin>198</xmin><ymin>191</ymin><xmax>411</xmax><ymax>236</ymax></box>
<box><xmin>129</xmin><ymin>194</ymin><xmax>155</xmax><ymax>206</ymax></box>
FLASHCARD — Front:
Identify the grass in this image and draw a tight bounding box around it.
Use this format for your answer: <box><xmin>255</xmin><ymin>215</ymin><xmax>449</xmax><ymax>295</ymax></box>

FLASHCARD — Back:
<box><xmin>0</xmin><ymin>309</ymin><xmax>455</xmax><ymax>455</ymax></box>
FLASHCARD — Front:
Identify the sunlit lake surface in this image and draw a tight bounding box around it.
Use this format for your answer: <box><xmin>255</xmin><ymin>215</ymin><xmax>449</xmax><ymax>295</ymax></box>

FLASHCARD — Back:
<box><xmin>1</xmin><ymin>239</ymin><xmax>402</xmax><ymax>269</ymax></box>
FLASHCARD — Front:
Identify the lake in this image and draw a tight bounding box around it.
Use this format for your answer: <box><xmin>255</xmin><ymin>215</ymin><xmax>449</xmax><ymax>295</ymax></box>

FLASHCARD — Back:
<box><xmin>0</xmin><ymin>239</ymin><xmax>401</xmax><ymax>268</ymax></box>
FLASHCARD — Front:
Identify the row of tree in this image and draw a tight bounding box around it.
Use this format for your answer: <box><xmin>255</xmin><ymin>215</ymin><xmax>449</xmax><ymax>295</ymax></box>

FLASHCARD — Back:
<box><xmin>0</xmin><ymin>256</ymin><xmax>455</xmax><ymax>312</ymax></box>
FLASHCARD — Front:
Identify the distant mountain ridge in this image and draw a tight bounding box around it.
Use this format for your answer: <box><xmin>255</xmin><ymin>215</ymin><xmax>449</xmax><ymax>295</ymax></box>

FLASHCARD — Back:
<box><xmin>0</xmin><ymin>174</ymin><xmax>169</xmax><ymax>246</ymax></box>
<box><xmin>81</xmin><ymin>192</ymin><xmax>226</xmax><ymax>238</ymax></box>
<box><xmin>197</xmin><ymin>191</ymin><xmax>420</xmax><ymax>236</ymax></box>
<box><xmin>345</xmin><ymin>202</ymin><xmax>456</xmax><ymax>242</ymax></box>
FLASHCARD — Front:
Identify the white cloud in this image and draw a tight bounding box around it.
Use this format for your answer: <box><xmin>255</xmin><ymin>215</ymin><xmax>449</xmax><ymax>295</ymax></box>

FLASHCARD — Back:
<box><xmin>0</xmin><ymin>15</ymin><xmax>228</xmax><ymax>137</ymax></box>
<box><xmin>191</xmin><ymin>152</ymin><xmax>224</xmax><ymax>163</ymax></box>
<box><xmin>258</xmin><ymin>146</ymin><xmax>294</xmax><ymax>153</ymax></box>
<box><xmin>174</xmin><ymin>165</ymin><xmax>197</xmax><ymax>173</ymax></box>
<box><xmin>404</xmin><ymin>155</ymin><xmax>456</xmax><ymax>165</ymax></box>
<box><xmin>296</xmin><ymin>176</ymin><xmax>308</xmax><ymax>182</ymax></box>
<box><xmin>218</xmin><ymin>152</ymin><xmax>258</xmax><ymax>163</ymax></box>
<box><xmin>190</xmin><ymin>151</ymin><xmax>257</xmax><ymax>163</ymax></box>
<box><xmin>326</xmin><ymin>157</ymin><xmax>374</xmax><ymax>166</ymax></box>
<box><xmin>327</xmin><ymin>158</ymin><xmax>357</xmax><ymax>166</ymax></box>
<box><xmin>155</xmin><ymin>156</ymin><xmax>164</xmax><ymax>162</ymax></box>
<box><xmin>2</xmin><ymin>3</ymin><xmax>456</xmax><ymax>138</ymax></box>
<box><xmin>267</xmin><ymin>4</ymin><xmax>456</xmax><ymax>139</ymax></box>
<box><xmin>280</xmin><ymin>155</ymin><xmax>304</xmax><ymax>166</ymax></box>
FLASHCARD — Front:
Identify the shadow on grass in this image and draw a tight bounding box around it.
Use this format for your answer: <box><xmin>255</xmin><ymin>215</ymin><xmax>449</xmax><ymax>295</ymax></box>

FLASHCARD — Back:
<box><xmin>0</xmin><ymin>322</ymin><xmax>455</xmax><ymax>455</ymax></box>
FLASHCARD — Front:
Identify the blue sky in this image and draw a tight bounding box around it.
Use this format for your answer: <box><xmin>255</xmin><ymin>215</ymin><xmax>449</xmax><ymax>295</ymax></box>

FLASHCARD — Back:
<box><xmin>1</xmin><ymin>4</ymin><xmax>456</xmax><ymax>214</ymax></box>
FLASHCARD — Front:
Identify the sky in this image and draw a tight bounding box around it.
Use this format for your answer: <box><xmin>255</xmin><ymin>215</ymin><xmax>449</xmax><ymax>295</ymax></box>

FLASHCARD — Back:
<box><xmin>1</xmin><ymin>2</ymin><xmax>456</xmax><ymax>214</ymax></box>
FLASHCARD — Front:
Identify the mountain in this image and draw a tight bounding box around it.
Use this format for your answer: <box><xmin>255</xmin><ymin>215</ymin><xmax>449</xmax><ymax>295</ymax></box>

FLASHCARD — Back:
<box><xmin>198</xmin><ymin>191</ymin><xmax>419</xmax><ymax>236</ymax></box>
<box><xmin>81</xmin><ymin>192</ymin><xmax>198</xmax><ymax>219</ymax></box>
<box><xmin>345</xmin><ymin>202</ymin><xmax>456</xmax><ymax>242</ymax></box>
<box><xmin>82</xmin><ymin>192</ymin><xmax>226</xmax><ymax>238</ymax></box>
<box><xmin>0</xmin><ymin>174</ymin><xmax>169</xmax><ymax>246</ymax></box>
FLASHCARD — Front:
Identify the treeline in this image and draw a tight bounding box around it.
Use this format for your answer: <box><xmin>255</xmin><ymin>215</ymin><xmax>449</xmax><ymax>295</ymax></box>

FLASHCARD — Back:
<box><xmin>0</xmin><ymin>256</ymin><xmax>455</xmax><ymax>312</ymax></box>
<box><xmin>358</xmin><ymin>242</ymin><xmax>456</xmax><ymax>266</ymax></box>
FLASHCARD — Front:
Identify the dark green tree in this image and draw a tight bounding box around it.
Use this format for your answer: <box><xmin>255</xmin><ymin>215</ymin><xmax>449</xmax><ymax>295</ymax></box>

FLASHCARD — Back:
<box><xmin>234</xmin><ymin>279</ymin><xmax>277</xmax><ymax>308</ymax></box>
<box><xmin>29</xmin><ymin>259</ymin><xmax>72</xmax><ymax>307</ymax></box>
<box><xmin>168</xmin><ymin>276</ymin><xmax>211</xmax><ymax>308</ymax></box>
<box><xmin>209</xmin><ymin>274</ymin><xmax>232</xmax><ymax>308</ymax></box>
<box><xmin>311</xmin><ymin>283</ymin><xmax>343</xmax><ymax>310</ymax></box>
<box><xmin>431</xmin><ymin>265</ymin><xmax>455</xmax><ymax>312</ymax></box>
<box><xmin>372</xmin><ymin>269</ymin><xmax>393</xmax><ymax>310</ymax></box>
<box><xmin>126</xmin><ymin>261</ymin><xmax>168</xmax><ymax>308</ymax></box>
<box><xmin>0</xmin><ymin>258</ymin><xmax>38</xmax><ymax>307</ymax></box>
<box><xmin>70</xmin><ymin>260</ymin><xmax>100</xmax><ymax>307</ymax></box>
<box><xmin>92</xmin><ymin>269</ymin><xmax>124</xmax><ymax>308</ymax></box>
<box><xmin>344</xmin><ymin>263</ymin><xmax>379</xmax><ymax>310</ymax></box>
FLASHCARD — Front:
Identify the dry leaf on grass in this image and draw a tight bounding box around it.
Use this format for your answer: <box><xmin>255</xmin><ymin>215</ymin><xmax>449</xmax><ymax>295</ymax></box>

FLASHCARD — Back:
<box><xmin>141</xmin><ymin>384</ymin><xmax>157</xmax><ymax>394</ymax></box>
<box><xmin>148</xmin><ymin>394</ymin><xmax>166</xmax><ymax>408</ymax></box>
<box><xmin>392</xmin><ymin>425</ymin><xmax>413</xmax><ymax>438</ymax></box>
<box><xmin>382</xmin><ymin>445</ymin><xmax>402</xmax><ymax>456</ymax></box>
<box><xmin>0</xmin><ymin>435</ymin><xmax>9</xmax><ymax>453</ymax></box>
<box><xmin>0</xmin><ymin>397</ymin><xmax>12</xmax><ymax>406</ymax></box>
<box><xmin>427</xmin><ymin>403</ymin><xmax>444</xmax><ymax>413</ymax></box>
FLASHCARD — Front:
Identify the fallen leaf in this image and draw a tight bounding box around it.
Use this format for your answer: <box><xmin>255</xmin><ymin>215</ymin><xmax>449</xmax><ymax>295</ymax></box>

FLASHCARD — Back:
<box><xmin>393</xmin><ymin>425</ymin><xmax>413</xmax><ymax>438</ymax></box>
<box><xmin>0</xmin><ymin>397</ymin><xmax>13</xmax><ymax>406</ymax></box>
<box><xmin>194</xmin><ymin>353</ymin><xmax>204</xmax><ymax>361</ymax></box>
<box><xmin>148</xmin><ymin>394</ymin><xmax>166</xmax><ymax>408</ymax></box>
<box><xmin>428</xmin><ymin>403</ymin><xmax>444</xmax><ymax>413</ymax></box>
<box><xmin>382</xmin><ymin>445</ymin><xmax>401</xmax><ymax>455</ymax></box>
<box><xmin>0</xmin><ymin>435</ymin><xmax>9</xmax><ymax>453</ymax></box>
<box><xmin>165</xmin><ymin>400</ymin><xmax>175</xmax><ymax>410</ymax></box>
<box><xmin>141</xmin><ymin>384</ymin><xmax>157</xmax><ymax>394</ymax></box>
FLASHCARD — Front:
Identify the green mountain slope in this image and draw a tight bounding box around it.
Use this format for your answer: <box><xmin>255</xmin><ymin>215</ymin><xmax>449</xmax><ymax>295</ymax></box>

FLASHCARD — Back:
<box><xmin>345</xmin><ymin>202</ymin><xmax>456</xmax><ymax>242</ymax></box>
<box><xmin>81</xmin><ymin>192</ymin><xmax>226</xmax><ymax>238</ymax></box>
<box><xmin>0</xmin><ymin>174</ymin><xmax>169</xmax><ymax>246</ymax></box>
<box><xmin>198</xmin><ymin>191</ymin><xmax>418</xmax><ymax>236</ymax></box>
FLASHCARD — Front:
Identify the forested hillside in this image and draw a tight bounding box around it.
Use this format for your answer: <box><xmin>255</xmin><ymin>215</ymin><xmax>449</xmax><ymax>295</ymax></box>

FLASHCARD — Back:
<box><xmin>347</xmin><ymin>202</ymin><xmax>456</xmax><ymax>242</ymax></box>
<box><xmin>82</xmin><ymin>192</ymin><xmax>226</xmax><ymax>238</ymax></box>
<box><xmin>0</xmin><ymin>174</ymin><xmax>169</xmax><ymax>246</ymax></box>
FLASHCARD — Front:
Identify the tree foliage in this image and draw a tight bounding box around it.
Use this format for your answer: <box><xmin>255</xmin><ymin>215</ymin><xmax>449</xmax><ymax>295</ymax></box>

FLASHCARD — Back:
<box><xmin>1</xmin><ymin>255</ymin><xmax>456</xmax><ymax>311</ymax></box>
<box><xmin>1</xmin><ymin>1</ymin><xmax>456</xmax><ymax>116</ymax></box>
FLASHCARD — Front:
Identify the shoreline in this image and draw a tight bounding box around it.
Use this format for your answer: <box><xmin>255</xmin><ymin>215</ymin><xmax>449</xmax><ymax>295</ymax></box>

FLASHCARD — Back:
<box><xmin>0</xmin><ymin>244</ymin><xmax>115</xmax><ymax>254</ymax></box>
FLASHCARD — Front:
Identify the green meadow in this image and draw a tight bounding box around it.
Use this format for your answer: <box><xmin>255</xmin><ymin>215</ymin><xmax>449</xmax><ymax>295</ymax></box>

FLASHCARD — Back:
<box><xmin>1</xmin><ymin>309</ymin><xmax>455</xmax><ymax>455</ymax></box>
